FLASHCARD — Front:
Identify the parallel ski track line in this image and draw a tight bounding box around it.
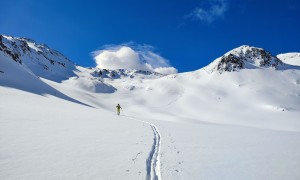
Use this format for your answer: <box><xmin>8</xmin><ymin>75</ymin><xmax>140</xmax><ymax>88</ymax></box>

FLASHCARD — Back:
<box><xmin>122</xmin><ymin>115</ymin><xmax>162</xmax><ymax>180</ymax></box>
<box><xmin>146</xmin><ymin>123</ymin><xmax>162</xmax><ymax>180</ymax></box>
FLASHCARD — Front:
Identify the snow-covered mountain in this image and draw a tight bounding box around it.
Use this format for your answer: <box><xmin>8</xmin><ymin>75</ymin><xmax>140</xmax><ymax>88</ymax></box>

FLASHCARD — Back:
<box><xmin>1</xmin><ymin>35</ymin><xmax>300</xmax><ymax>180</ymax></box>
<box><xmin>205</xmin><ymin>45</ymin><xmax>284</xmax><ymax>73</ymax></box>
<box><xmin>277</xmin><ymin>53</ymin><xmax>300</xmax><ymax>66</ymax></box>
<box><xmin>0</xmin><ymin>35</ymin><xmax>77</xmax><ymax>82</ymax></box>
<box><xmin>0</xmin><ymin>35</ymin><xmax>163</xmax><ymax>94</ymax></box>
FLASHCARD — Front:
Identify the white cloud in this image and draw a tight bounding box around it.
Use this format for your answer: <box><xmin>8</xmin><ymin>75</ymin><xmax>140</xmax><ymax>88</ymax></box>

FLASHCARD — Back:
<box><xmin>190</xmin><ymin>0</ymin><xmax>228</xmax><ymax>23</ymax></box>
<box><xmin>92</xmin><ymin>44</ymin><xmax>178</xmax><ymax>75</ymax></box>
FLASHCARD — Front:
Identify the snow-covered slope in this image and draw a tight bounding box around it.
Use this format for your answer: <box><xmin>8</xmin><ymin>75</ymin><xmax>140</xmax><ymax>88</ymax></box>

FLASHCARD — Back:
<box><xmin>1</xmin><ymin>36</ymin><xmax>300</xmax><ymax>180</ymax></box>
<box><xmin>0</xmin><ymin>47</ymin><xmax>96</xmax><ymax>107</ymax></box>
<box><xmin>277</xmin><ymin>53</ymin><xmax>300</xmax><ymax>66</ymax></box>
<box><xmin>0</xmin><ymin>35</ymin><xmax>76</xmax><ymax>82</ymax></box>
<box><xmin>0</xmin><ymin>86</ymin><xmax>157</xmax><ymax>180</ymax></box>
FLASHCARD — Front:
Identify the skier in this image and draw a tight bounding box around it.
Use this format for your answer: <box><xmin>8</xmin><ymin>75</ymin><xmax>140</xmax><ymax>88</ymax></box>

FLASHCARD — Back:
<box><xmin>116</xmin><ymin>104</ymin><xmax>122</xmax><ymax>115</ymax></box>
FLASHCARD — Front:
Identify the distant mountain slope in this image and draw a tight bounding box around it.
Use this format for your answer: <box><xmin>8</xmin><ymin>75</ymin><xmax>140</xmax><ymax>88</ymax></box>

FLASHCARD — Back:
<box><xmin>0</xmin><ymin>34</ymin><xmax>164</xmax><ymax>94</ymax></box>
<box><xmin>0</xmin><ymin>50</ymin><xmax>93</xmax><ymax>107</ymax></box>
<box><xmin>0</xmin><ymin>35</ymin><xmax>76</xmax><ymax>82</ymax></box>
<box><xmin>277</xmin><ymin>53</ymin><xmax>300</xmax><ymax>66</ymax></box>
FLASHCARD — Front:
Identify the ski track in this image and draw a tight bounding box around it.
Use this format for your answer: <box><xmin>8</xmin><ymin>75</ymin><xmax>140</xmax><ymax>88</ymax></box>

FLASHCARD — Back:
<box><xmin>146</xmin><ymin>123</ymin><xmax>162</xmax><ymax>180</ymax></box>
<box><xmin>123</xmin><ymin>115</ymin><xmax>162</xmax><ymax>180</ymax></box>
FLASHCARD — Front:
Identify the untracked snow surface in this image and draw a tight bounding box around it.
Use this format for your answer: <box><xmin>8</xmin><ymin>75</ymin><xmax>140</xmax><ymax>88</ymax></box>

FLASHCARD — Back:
<box><xmin>1</xmin><ymin>38</ymin><xmax>300</xmax><ymax>180</ymax></box>
<box><xmin>277</xmin><ymin>53</ymin><xmax>300</xmax><ymax>66</ymax></box>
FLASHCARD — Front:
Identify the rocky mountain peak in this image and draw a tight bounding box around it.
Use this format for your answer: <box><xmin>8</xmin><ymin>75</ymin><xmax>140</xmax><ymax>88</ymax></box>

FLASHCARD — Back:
<box><xmin>206</xmin><ymin>45</ymin><xmax>283</xmax><ymax>73</ymax></box>
<box><xmin>91</xmin><ymin>68</ymin><xmax>164</xmax><ymax>80</ymax></box>
<box><xmin>0</xmin><ymin>34</ymin><xmax>76</xmax><ymax>82</ymax></box>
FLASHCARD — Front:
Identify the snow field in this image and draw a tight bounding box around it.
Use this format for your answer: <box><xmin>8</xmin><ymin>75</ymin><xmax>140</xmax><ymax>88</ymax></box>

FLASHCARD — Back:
<box><xmin>1</xmin><ymin>40</ymin><xmax>300</xmax><ymax>179</ymax></box>
<box><xmin>0</xmin><ymin>87</ymin><xmax>156</xmax><ymax>180</ymax></box>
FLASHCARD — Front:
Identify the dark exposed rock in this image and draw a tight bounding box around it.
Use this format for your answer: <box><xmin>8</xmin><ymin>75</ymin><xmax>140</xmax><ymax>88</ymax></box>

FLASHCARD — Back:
<box><xmin>217</xmin><ymin>54</ymin><xmax>244</xmax><ymax>72</ymax></box>
<box><xmin>57</xmin><ymin>62</ymin><xmax>65</xmax><ymax>67</ymax></box>
<box><xmin>91</xmin><ymin>68</ymin><xmax>163</xmax><ymax>80</ymax></box>
<box><xmin>43</xmin><ymin>65</ymin><xmax>49</xmax><ymax>70</ymax></box>
<box><xmin>20</xmin><ymin>40</ymin><xmax>31</xmax><ymax>53</ymax></box>
<box><xmin>214</xmin><ymin>45</ymin><xmax>283</xmax><ymax>73</ymax></box>
<box><xmin>0</xmin><ymin>35</ymin><xmax>21</xmax><ymax>63</ymax></box>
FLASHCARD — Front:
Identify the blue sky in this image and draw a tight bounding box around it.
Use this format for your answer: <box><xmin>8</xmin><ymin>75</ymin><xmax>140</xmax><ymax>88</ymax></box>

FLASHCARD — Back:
<box><xmin>0</xmin><ymin>0</ymin><xmax>299</xmax><ymax>72</ymax></box>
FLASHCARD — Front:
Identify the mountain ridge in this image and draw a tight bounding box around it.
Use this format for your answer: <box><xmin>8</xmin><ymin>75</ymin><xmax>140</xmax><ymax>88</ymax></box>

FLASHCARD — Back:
<box><xmin>0</xmin><ymin>34</ymin><xmax>76</xmax><ymax>82</ymax></box>
<box><xmin>205</xmin><ymin>45</ymin><xmax>285</xmax><ymax>73</ymax></box>
<box><xmin>1</xmin><ymin>35</ymin><xmax>299</xmax><ymax>83</ymax></box>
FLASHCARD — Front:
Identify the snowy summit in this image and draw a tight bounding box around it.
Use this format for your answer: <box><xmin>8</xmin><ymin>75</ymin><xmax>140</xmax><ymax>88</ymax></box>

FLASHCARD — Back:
<box><xmin>205</xmin><ymin>45</ymin><xmax>285</xmax><ymax>73</ymax></box>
